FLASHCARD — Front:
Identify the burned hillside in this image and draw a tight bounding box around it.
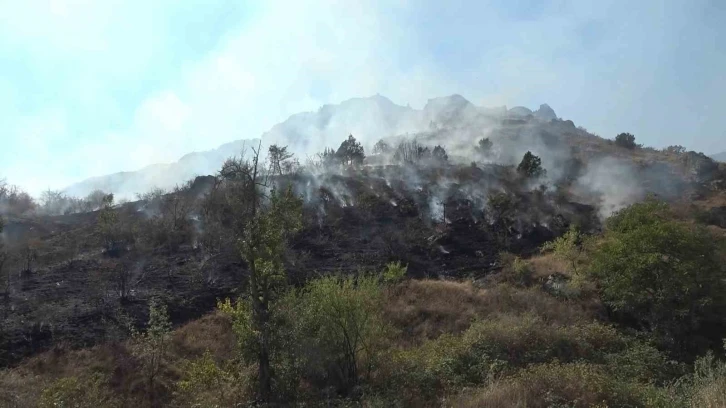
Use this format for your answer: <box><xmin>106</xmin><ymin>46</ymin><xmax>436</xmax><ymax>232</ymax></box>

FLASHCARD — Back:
<box><xmin>1</xmin><ymin>115</ymin><xmax>725</xmax><ymax>371</ymax></box>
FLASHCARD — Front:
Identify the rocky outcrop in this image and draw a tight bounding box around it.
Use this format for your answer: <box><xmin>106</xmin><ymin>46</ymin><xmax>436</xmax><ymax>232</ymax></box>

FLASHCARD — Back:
<box><xmin>534</xmin><ymin>103</ymin><xmax>557</xmax><ymax>121</ymax></box>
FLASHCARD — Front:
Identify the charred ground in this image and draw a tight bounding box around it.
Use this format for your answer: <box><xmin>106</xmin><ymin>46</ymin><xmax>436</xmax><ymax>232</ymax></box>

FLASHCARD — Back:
<box><xmin>1</xmin><ymin>116</ymin><xmax>724</xmax><ymax>371</ymax></box>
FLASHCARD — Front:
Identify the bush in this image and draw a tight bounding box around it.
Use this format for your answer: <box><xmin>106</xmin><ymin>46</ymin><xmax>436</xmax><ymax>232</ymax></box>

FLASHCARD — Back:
<box><xmin>516</xmin><ymin>151</ymin><xmax>546</xmax><ymax>178</ymax></box>
<box><xmin>446</xmin><ymin>362</ymin><xmax>673</xmax><ymax>408</ymax></box>
<box><xmin>382</xmin><ymin>261</ymin><xmax>407</xmax><ymax>284</ymax></box>
<box><xmin>589</xmin><ymin>200</ymin><xmax>726</xmax><ymax>355</ymax></box>
<box><xmin>39</xmin><ymin>375</ymin><xmax>117</xmax><ymax>408</ymax></box>
<box><xmin>615</xmin><ymin>132</ymin><xmax>637</xmax><ymax>149</ymax></box>
<box><xmin>390</xmin><ymin>313</ymin><xmax>657</xmax><ymax>402</ymax></box>
<box><xmin>293</xmin><ymin>274</ymin><xmax>392</xmax><ymax>396</ymax></box>
<box><xmin>174</xmin><ymin>350</ymin><xmax>252</xmax><ymax>407</ymax></box>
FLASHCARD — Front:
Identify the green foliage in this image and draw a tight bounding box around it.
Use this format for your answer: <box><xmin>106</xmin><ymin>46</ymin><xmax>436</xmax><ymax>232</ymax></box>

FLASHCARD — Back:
<box><xmin>391</xmin><ymin>313</ymin><xmax>664</xmax><ymax>403</ymax></box>
<box><xmin>217</xmin><ymin>298</ymin><xmax>256</xmax><ymax>363</ymax></box>
<box><xmin>685</xmin><ymin>350</ymin><xmax>726</xmax><ymax>407</ymax></box>
<box><xmin>39</xmin><ymin>374</ymin><xmax>117</xmax><ymax>408</ymax></box>
<box><xmin>294</xmin><ymin>274</ymin><xmax>392</xmax><ymax>394</ymax></box>
<box><xmin>336</xmin><ymin>134</ymin><xmax>366</xmax><ymax>166</ymax></box>
<box><xmin>511</xmin><ymin>256</ymin><xmax>533</xmax><ymax>286</ymax></box>
<box><xmin>175</xmin><ymin>350</ymin><xmax>250</xmax><ymax>407</ymax></box>
<box><xmin>131</xmin><ymin>298</ymin><xmax>173</xmax><ymax>406</ymax></box>
<box><xmin>615</xmin><ymin>132</ymin><xmax>638</xmax><ymax>149</ymax></box>
<box><xmin>239</xmin><ymin>185</ymin><xmax>303</xmax><ymax>300</ymax></box>
<box><xmin>382</xmin><ymin>261</ymin><xmax>407</xmax><ymax>284</ymax></box>
<box><xmin>589</xmin><ymin>200</ymin><xmax>726</xmax><ymax>353</ymax></box>
<box><xmin>541</xmin><ymin>224</ymin><xmax>586</xmax><ymax>276</ymax></box>
<box><xmin>516</xmin><ymin>151</ymin><xmax>546</xmax><ymax>178</ymax></box>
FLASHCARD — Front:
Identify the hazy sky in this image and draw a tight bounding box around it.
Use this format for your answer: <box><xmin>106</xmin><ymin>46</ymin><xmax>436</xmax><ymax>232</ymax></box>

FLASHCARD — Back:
<box><xmin>1</xmin><ymin>0</ymin><xmax>724</xmax><ymax>194</ymax></box>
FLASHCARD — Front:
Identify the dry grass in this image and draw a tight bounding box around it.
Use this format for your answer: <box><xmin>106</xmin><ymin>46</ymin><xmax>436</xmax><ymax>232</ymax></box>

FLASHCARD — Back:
<box><xmin>170</xmin><ymin>312</ymin><xmax>236</xmax><ymax>361</ymax></box>
<box><xmin>0</xmin><ymin>311</ymin><xmax>235</xmax><ymax>407</ymax></box>
<box><xmin>444</xmin><ymin>362</ymin><xmax>654</xmax><ymax>408</ymax></box>
<box><xmin>528</xmin><ymin>253</ymin><xmax>570</xmax><ymax>279</ymax></box>
<box><xmin>384</xmin><ymin>279</ymin><xmax>602</xmax><ymax>344</ymax></box>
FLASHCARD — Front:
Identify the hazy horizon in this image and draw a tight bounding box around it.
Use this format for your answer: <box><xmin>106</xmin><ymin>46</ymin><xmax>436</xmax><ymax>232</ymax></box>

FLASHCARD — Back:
<box><xmin>1</xmin><ymin>0</ymin><xmax>725</xmax><ymax>194</ymax></box>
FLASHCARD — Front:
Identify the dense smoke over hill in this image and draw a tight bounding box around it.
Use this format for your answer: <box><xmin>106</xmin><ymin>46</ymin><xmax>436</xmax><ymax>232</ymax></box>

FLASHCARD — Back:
<box><xmin>61</xmin><ymin>95</ymin><xmax>554</xmax><ymax>199</ymax></box>
<box><xmin>14</xmin><ymin>93</ymin><xmax>714</xmax><ymax>223</ymax></box>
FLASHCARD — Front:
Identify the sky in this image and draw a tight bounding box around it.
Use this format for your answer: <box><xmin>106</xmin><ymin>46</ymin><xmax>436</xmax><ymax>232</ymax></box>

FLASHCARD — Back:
<box><xmin>0</xmin><ymin>0</ymin><xmax>724</xmax><ymax>194</ymax></box>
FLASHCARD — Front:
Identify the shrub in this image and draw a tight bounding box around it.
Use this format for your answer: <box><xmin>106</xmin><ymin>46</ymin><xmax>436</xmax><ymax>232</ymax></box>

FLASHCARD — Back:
<box><xmin>589</xmin><ymin>200</ymin><xmax>726</xmax><ymax>355</ymax></box>
<box><xmin>517</xmin><ymin>151</ymin><xmax>546</xmax><ymax>178</ymax></box>
<box><xmin>446</xmin><ymin>362</ymin><xmax>673</xmax><ymax>408</ymax></box>
<box><xmin>382</xmin><ymin>261</ymin><xmax>407</xmax><ymax>284</ymax></box>
<box><xmin>615</xmin><ymin>132</ymin><xmax>637</xmax><ymax>149</ymax></box>
<box><xmin>294</xmin><ymin>274</ymin><xmax>392</xmax><ymax>395</ymax></box>
<box><xmin>391</xmin><ymin>313</ymin><xmax>650</xmax><ymax>402</ymax></box>
<box><xmin>38</xmin><ymin>374</ymin><xmax>117</xmax><ymax>408</ymax></box>
<box><xmin>174</xmin><ymin>350</ymin><xmax>251</xmax><ymax>407</ymax></box>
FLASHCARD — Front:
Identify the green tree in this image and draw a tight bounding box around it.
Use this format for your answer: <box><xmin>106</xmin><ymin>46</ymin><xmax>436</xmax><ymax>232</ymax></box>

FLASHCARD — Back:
<box><xmin>131</xmin><ymin>298</ymin><xmax>172</xmax><ymax>407</ymax></box>
<box><xmin>217</xmin><ymin>143</ymin><xmax>303</xmax><ymax>403</ymax></box>
<box><xmin>588</xmin><ymin>200</ymin><xmax>726</xmax><ymax>353</ymax></box>
<box><xmin>517</xmin><ymin>151</ymin><xmax>546</xmax><ymax>178</ymax></box>
<box><xmin>615</xmin><ymin>132</ymin><xmax>637</xmax><ymax>149</ymax></box>
<box><xmin>238</xmin><ymin>185</ymin><xmax>302</xmax><ymax>401</ymax></box>
<box><xmin>336</xmin><ymin>134</ymin><xmax>366</xmax><ymax>166</ymax></box>
<box><xmin>295</xmin><ymin>274</ymin><xmax>391</xmax><ymax>395</ymax></box>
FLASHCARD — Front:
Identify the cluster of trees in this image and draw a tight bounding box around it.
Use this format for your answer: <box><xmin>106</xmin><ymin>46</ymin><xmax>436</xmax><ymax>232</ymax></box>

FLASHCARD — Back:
<box><xmin>372</xmin><ymin>138</ymin><xmax>449</xmax><ymax>165</ymax></box>
<box><xmin>0</xmin><ymin>178</ymin><xmax>110</xmax><ymax>217</ymax></box>
<box><xmin>0</xmin><ymin>179</ymin><xmax>35</xmax><ymax>216</ymax></box>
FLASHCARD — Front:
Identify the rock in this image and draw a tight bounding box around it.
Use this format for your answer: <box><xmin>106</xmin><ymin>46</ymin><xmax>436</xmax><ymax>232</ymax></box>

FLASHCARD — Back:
<box><xmin>508</xmin><ymin>106</ymin><xmax>533</xmax><ymax>117</ymax></box>
<box><xmin>534</xmin><ymin>103</ymin><xmax>557</xmax><ymax>121</ymax></box>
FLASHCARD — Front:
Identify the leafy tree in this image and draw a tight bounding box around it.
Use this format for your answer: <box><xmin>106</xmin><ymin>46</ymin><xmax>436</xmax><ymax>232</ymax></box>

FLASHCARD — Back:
<box><xmin>238</xmin><ymin>185</ymin><xmax>302</xmax><ymax>401</ymax></box>
<box><xmin>517</xmin><ymin>151</ymin><xmax>546</xmax><ymax>178</ymax></box>
<box><xmin>131</xmin><ymin>298</ymin><xmax>172</xmax><ymax>407</ymax></box>
<box><xmin>373</xmin><ymin>139</ymin><xmax>391</xmax><ymax>155</ymax></box>
<box><xmin>588</xmin><ymin>200</ymin><xmax>726</xmax><ymax>354</ymax></box>
<box><xmin>615</xmin><ymin>132</ymin><xmax>637</xmax><ymax>149</ymax></box>
<box><xmin>295</xmin><ymin>274</ymin><xmax>391</xmax><ymax>395</ymax></box>
<box><xmin>268</xmin><ymin>144</ymin><xmax>295</xmax><ymax>176</ymax></box>
<box><xmin>336</xmin><ymin>134</ymin><xmax>365</xmax><ymax>166</ymax></box>
<box><xmin>432</xmin><ymin>145</ymin><xmax>448</xmax><ymax>162</ymax></box>
<box><xmin>216</xmin><ymin>143</ymin><xmax>304</xmax><ymax>403</ymax></box>
<box><xmin>476</xmin><ymin>137</ymin><xmax>493</xmax><ymax>154</ymax></box>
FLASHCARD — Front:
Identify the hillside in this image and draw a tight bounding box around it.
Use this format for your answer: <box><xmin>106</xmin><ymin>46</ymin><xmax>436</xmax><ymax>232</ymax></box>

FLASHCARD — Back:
<box><xmin>62</xmin><ymin>95</ymin><xmax>561</xmax><ymax>199</ymax></box>
<box><xmin>2</xmin><ymin>107</ymin><xmax>726</xmax><ymax>407</ymax></box>
<box><xmin>712</xmin><ymin>151</ymin><xmax>726</xmax><ymax>162</ymax></box>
